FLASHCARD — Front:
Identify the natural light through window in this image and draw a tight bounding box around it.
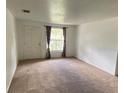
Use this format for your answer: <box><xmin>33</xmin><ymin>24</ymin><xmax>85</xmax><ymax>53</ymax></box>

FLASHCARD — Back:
<box><xmin>50</xmin><ymin>28</ymin><xmax>64</xmax><ymax>51</ymax></box>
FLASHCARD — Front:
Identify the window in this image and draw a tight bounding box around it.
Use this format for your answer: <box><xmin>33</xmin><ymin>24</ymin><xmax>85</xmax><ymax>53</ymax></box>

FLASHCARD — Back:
<box><xmin>50</xmin><ymin>28</ymin><xmax>64</xmax><ymax>51</ymax></box>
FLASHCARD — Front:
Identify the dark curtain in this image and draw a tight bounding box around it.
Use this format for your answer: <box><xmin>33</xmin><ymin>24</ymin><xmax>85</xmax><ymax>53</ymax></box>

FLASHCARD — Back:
<box><xmin>46</xmin><ymin>26</ymin><xmax>51</xmax><ymax>59</ymax></box>
<box><xmin>62</xmin><ymin>27</ymin><xmax>66</xmax><ymax>57</ymax></box>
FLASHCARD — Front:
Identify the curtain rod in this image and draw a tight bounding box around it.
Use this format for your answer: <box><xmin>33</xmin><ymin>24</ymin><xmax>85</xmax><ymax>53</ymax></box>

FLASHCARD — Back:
<box><xmin>44</xmin><ymin>25</ymin><xmax>68</xmax><ymax>28</ymax></box>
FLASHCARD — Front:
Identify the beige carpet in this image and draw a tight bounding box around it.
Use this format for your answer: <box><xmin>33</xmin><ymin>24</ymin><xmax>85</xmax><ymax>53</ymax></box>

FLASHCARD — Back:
<box><xmin>8</xmin><ymin>58</ymin><xmax>118</xmax><ymax>93</ymax></box>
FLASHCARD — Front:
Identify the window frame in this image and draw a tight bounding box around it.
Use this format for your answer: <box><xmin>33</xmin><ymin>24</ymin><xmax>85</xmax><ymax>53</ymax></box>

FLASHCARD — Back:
<box><xmin>49</xmin><ymin>27</ymin><xmax>64</xmax><ymax>51</ymax></box>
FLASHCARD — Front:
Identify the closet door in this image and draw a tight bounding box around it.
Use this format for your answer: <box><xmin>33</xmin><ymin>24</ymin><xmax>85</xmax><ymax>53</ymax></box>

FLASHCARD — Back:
<box><xmin>23</xmin><ymin>26</ymin><xmax>42</xmax><ymax>59</ymax></box>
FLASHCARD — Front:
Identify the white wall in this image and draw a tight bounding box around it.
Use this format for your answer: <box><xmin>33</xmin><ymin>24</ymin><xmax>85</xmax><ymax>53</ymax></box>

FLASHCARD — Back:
<box><xmin>76</xmin><ymin>17</ymin><xmax>118</xmax><ymax>75</ymax></box>
<box><xmin>66</xmin><ymin>26</ymin><xmax>77</xmax><ymax>57</ymax></box>
<box><xmin>16</xmin><ymin>19</ymin><xmax>77</xmax><ymax>60</ymax></box>
<box><xmin>6</xmin><ymin>9</ymin><xmax>18</xmax><ymax>91</ymax></box>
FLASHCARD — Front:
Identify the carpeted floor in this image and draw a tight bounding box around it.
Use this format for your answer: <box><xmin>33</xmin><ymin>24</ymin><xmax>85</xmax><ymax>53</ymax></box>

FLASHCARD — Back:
<box><xmin>8</xmin><ymin>58</ymin><xmax>117</xmax><ymax>93</ymax></box>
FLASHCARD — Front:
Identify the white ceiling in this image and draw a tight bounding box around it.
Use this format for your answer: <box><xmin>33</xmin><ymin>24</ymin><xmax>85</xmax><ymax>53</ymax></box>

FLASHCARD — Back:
<box><xmin>7</xmin><ymin>0</ymin><xmax>118</xmax><ymax>25</ymax></box>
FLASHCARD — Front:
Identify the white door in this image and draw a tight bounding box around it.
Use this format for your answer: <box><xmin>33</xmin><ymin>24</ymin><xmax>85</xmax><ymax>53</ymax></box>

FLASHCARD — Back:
<box><xmin>23</xmin><ymin>26</ymin><xmax>42</xmax><ymax>59</ymax></box>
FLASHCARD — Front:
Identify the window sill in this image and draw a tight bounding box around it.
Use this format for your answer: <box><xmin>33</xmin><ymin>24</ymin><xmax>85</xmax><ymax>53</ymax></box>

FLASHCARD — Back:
<box><xmin>50</xmin><ymin>50</ymin><xmax>63</xmax><ymax>52</ymax></box>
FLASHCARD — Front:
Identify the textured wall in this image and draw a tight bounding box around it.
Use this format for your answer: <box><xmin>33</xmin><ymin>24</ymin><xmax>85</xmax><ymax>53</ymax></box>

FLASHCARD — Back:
<box><xmin>76</xmin><ymin>17</ymin><xmax>118</xmax><ymax>75</ymax></box>
<box><xmin>6</xmin><ymin>9</ymin><xmax>18</xmax><ymax>91</ymax></box>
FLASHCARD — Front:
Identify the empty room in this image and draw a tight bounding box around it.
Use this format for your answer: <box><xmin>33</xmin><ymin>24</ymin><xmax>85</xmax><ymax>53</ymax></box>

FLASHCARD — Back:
<box><xmin>6</xmin><ymin>0</ymin><xmax>118</xmax><ymax>93</ymax></box>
